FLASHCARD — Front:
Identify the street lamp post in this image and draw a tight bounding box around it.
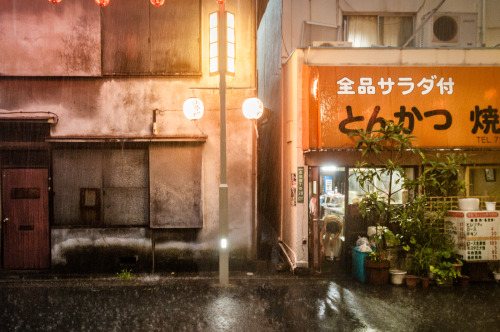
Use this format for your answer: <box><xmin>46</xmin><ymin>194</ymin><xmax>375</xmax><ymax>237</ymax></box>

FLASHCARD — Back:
<box><xmin>184</xmin><ymin>0</ymin><xmax>263</xmax><ymax>285</ymax></box>
<box><xmin>217</xmin><ymin>0</ymin><xmax>229</xmax><ymax>285</ymax></box>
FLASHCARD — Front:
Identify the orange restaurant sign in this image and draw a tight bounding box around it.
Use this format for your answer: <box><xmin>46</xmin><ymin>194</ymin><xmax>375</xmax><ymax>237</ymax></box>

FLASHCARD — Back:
<box><xmin>302</xmin><ymin>65</ymin><xmax>500</xmax><ymax>150</ymax></box>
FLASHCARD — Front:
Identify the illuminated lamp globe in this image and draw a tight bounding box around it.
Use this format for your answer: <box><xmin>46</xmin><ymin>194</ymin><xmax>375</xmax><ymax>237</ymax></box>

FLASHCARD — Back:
<box><xmin>242</xmin><ymin>98</ymin><xmax>264</xmax><ymax>120</ymax></box>
<box><xmin>183</xmin><ymin>98</ymin><xmax>204</xmax><ymax>120</ymax></box>
<box><xmin>151</xmin><ymin>0</ymin><xmax>165</xmax><ymax>6</ymax></box>
<box><xmin>94</xmin><ymin>0</ymin><xmax>110</xmax><ymax>7</ymax></box>
<box><xmin>49</xmin><ymin>0</ymin><xmax>62</xmax><ymax>4</ymax></box>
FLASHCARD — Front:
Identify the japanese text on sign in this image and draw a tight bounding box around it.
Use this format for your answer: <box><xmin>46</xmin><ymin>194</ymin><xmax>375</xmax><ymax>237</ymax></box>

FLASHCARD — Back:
<box><xmin>297</xmin><ymin>167</ymin><xmax>304</xmax><ymax>204</ymax></box>
<box><xmin>337</xmin><ymin>76</ymin><xmax>454</xmax><ymax>96</ymax></box>
<box><xmin>305</xmin><ymin>66</ymin><xmax>500</xmax><ymax>150</ymax></box>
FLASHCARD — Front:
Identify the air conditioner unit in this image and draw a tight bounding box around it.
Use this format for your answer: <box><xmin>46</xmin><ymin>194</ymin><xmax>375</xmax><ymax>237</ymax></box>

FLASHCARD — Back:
<box><xmin>430</xmin><ymin>13</ymin><xmax>477</xmax><ymax>47</ymax></box>
<box><xmin>311</xmin><ymin>41</ymin><xmax>353</xmax><ymax>48</ymax></box>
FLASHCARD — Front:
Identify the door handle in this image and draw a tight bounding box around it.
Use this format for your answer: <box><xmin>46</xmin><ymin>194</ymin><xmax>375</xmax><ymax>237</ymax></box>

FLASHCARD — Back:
<box><xmin>2</xmin><ymin>218</ymin><xmax>8</xmax><ymax>223</ymax></box>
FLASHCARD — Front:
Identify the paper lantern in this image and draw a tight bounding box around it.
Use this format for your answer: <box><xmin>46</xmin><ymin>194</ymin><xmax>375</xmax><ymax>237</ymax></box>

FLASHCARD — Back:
<box><xmin>94</xmin><ymin>0</ymin><xmax>110</xmax><ymax>7</ymax></box>
<box><xmin>183</xmin><ymin>98</ymin><xmax>204</xmax><ymax>120</ymax></box>
<box><xmin>151</xmin><ymin>0</ymin><xmax>165</xmax><ymax>7</ymax></box>
<box><xmin>242</xmin><ymin>98</ymin><xmax>264</xmax><ymax>119</ymax></box>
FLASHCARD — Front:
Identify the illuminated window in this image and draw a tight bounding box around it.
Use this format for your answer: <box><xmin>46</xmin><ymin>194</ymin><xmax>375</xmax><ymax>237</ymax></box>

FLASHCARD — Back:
<box><xmin>344</xmin><ymin>15</ymin><xmax>414</xmax><ymax>47</ymax></box>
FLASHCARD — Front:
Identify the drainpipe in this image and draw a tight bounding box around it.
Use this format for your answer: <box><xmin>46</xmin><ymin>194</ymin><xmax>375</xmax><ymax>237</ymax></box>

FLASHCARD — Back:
<box><xmin>482</xmin><ymin>0</ymin><xmax>486</xmax><ymax>47</ymax></box>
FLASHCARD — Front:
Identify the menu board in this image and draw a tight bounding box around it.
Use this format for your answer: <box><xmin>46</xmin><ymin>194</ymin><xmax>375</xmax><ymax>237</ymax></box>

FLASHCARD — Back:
<box><xmin>446</xmin><ymin>211</ymin><xmax>500</xmax><ymax>261</ymax></box>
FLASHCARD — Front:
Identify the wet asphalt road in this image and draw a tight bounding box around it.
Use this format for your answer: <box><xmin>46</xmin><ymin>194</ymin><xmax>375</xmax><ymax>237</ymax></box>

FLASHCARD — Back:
<box><xmin>1</xmin><ymin>273</ymin><xmax>500</xmax><ymax>332</ymax></box>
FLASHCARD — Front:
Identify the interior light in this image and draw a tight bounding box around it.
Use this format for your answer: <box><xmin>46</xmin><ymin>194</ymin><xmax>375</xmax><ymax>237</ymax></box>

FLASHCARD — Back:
<box><xmin>209</xmin><ymin>11</ymin><xmax>235</xmax><ymax>76</ymax></box>
<box><xmin>209</xmin><ymin>12</ymin><xmax>219</xmax><ymax>75</ymax></box>
<box><xmin>220</xmin><ymin>238</ymin><xmax>228</xmax><ymax>249</ymax></box>
<box><xmin>321</xmin><ymin>166</ymin><xmax>338</xmax><ymax>172</ymax></box>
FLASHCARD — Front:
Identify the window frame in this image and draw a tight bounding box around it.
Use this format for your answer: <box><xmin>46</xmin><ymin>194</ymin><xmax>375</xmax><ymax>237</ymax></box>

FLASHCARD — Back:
<box><xmin>343</xmin><ymin>13</ymin><xmax>416</xmax><ymax>47</ymax></box>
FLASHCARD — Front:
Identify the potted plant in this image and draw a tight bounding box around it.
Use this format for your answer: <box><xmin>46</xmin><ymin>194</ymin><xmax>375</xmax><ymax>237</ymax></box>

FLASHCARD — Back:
<box><xmin>430</xmin><ymin>261</ymin><xmax>461</xmax><ymax>286</ymax></box>
<box><xmin>485</xmin><ymin>191</ymin><xmax>498</xmax><ymax>211</ymax></box>
<box><xmin>350</xmin><ymin>120</ymin><xmax>468</xmax><ymax>287</ymax></box>
<box><xmin>365</xmin><ymin>249</ymin><xmax>391</xmax><ymax>285</ymax></box>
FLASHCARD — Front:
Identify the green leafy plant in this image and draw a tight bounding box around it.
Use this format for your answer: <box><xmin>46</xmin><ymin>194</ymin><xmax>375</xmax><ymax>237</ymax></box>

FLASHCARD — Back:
<box><xmin>350</xmin><ymin>119</ymin><xmax>468</xmax><ymax>275</ymax></box>
<box><xmin>486</xmin><ymin>191</ymin><xmax>499</xmax><ymax>202</ymax></box>
<box><xmin>430</xmin><ymin>261</ymin><xmax>461</xmax><ymax>284</ymax></box>
<box><xmin>420</xmin><ymin>153</ymin><xmax>467</xmax><ymax>197</ymax></box>
<box><xmin>368</xmin><ymin>250</ymin><xmax>387</xmax><ymax>262</ymax></box>
<box><xmin>117</xmin><ymin>269</ymin><xmax>134</xmax><ymax>280</ymax></box>
<box><xmin>351</xmin><ymin>120</ymin><xmax>417</xmax><ymax>228</ymax></box>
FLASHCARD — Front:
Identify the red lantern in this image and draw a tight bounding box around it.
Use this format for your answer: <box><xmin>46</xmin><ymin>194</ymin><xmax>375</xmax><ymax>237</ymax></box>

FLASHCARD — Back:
<box><xmin>48</xmin><ymin>0</ymin><xmax>62</xmax><ymax>3</ymax></box>
<box><xmin>216</xmin><ymin>0</ymin><xmax>226</xmax><ymax>4</ymax></box>
<box><xmin>151</xmin><ymin>0</ymin><xmax>165</xmax><ymax>6</ymax></box>
<box><xmin>94</xmin><ymin>0</ymin><xmax>110</xmax><ymax>7</ymax></box>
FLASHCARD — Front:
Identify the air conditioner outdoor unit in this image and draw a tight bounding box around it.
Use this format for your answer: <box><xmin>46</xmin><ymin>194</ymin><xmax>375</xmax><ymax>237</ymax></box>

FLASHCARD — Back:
<box><xmin>311</xmin><ymin>41</ymin><xmax>353</xmax><ymax>48</ymax></box>
<box><xmin>430</xmin><ymin>12</ymin><xmax>477</xmax><ymax>47</ymax></box>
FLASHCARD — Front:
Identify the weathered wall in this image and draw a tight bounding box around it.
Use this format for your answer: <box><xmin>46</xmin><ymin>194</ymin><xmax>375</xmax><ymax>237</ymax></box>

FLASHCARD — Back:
<box><xmin>279</xmin><ymin>0</ymin><xmax>500</xmax><ymax>50</ymax></box>
<box><xmin>485</xmin><ymin>0</ymin><xmax>500</xmax><ymax>46</ymax></box>
<box><xmin>256</xmin><ymin>0</ymin><xmax>283</xmax><ymax>259</ymax></box>
<box><xmin>281</xmin><ymin>50</ymin><xmax>309</xmax><ymax>266</ymax></box>
<box><xmin>51</xmin><ymin>227</ymin><xmax>251</xmax><ymax>273</ymax></box>
<box><xmin>0</xmin><ymin>0</ymin><xmax>100</xmax><ymax>76</ymax></box>
<box><xmin>0</xmin><ymin>0</ymin><xmax>258</xmax><ymax>271</ymax></box>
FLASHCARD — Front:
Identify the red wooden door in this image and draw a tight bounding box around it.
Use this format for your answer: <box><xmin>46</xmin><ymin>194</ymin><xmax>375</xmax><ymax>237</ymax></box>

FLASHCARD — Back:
<box><xmin>2</xmin><ymin>169</ymin><xmax>50</xmax><ymax>269</ymax></box>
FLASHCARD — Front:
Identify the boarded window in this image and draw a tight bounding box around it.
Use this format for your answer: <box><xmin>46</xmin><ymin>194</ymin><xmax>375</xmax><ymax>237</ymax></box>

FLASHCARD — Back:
<box><xmin>102</xmin><ymin>0</ymin><xmax>201</xmax><ymax>75</ymax></box>
<box><xmin>53</xmin><ymin>149</ymin><xmax>148</xmax><ymax>227</ymax></box>
<box><xmin>149</xmin><ymin>144</ymin><xmax>203</xmax><ymax>228</ymax></box>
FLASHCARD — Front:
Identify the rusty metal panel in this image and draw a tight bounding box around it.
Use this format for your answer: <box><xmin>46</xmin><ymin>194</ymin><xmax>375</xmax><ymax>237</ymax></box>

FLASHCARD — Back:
<box><xmin>149</xmin><ymin>144</ymin><xmax>203</xmax><ymax>228</ymax></box>
<box><xmin>150</xmin><ymin>0</ymin><xmax>201</xmax><ymax>75</ymax></box>
<box><xmin>102</xmin><ymin>0</ymin><xmax>201</xmax><ymax>75</ymax></box>
<box><xmin>103</xmin><ymin>187</ymin><xmax>148</xmax><ymax>226</ymax></box>
<box><xmin>53</xmin><ymin>149</ymin><xmax>148</xmax><ymax>227</ymax></box>
<box><xmin>101</xmin><ymin>0</ymin><xmax>150</xmax><ymax>74</ymax></box>
<box><xmin>53</xmin><ymin>150</ymin><xmax>103</xmax><ymax>226</ymax></box>
<box><xmin>103</xmin><ymin>149</ymin><xmax>148</xmax><ymax>226</ymax></box>
<box><xmin>103</xmin><ymin>150</ymin><xmax>148</xmax><ymax>188</ymax></box>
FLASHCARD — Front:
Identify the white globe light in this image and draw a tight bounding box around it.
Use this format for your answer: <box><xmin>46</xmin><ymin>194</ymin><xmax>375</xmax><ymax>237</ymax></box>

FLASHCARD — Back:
<box><xmin>242</xmin><ymin>97</ymin><xmax>264</xmax><ymax>120</ymax></box>
<box><xmin>183</xmin><ymin>98</ymin><xmax>204</xmax><ymax>120</ymax></box>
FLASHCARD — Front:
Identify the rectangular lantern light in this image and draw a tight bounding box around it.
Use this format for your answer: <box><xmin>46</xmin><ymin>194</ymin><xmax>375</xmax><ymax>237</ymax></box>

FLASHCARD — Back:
<box><xmin>209</xmin><ymin>11</ymin><xmax>235</xmax><ymax>76</ymax></box>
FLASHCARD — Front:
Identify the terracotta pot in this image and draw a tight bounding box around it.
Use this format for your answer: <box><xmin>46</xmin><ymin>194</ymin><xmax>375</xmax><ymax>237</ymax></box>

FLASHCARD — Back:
<box><xmin>405</xmin><ymin>275</ymin><xmax>419</xmax><ymax>287</ymax></box>
<box><xmin>436</xmin><ymin>278</ymin><xmax>454</xmax><ymax>287</ymax></box>
<box><xmin>420</xmin><ymin>277</ymin><xmax>429</xmax><ymax>288</ymax></box>
<box><xmin>365</xmin><ymin>260</ymin><xmax>390</xmax><ymax>285</ymax></box>
<box><xmin>452</xmin><ymin>263</ymin><xmax>463</xmax><ymax>274</ymax></box>
<box><xmin>459</xmin><ymin>276</ymin><xmax>470</xmax><ymax>287</ymax></box>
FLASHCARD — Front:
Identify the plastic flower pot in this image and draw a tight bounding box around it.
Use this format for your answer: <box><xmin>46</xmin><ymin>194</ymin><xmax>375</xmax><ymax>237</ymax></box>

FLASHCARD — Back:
<box><xmin>485</xmin><ymin>202</ymin><xmax>496</xmax><ymax>211</ymax></box>
<box><xmin>459</xmin><ymin>276</ymin><xmax>470</xmax><ymax>287</ymax></box>
<box><xmin>389</xmin><ymin>270</ymin><xmax>407</xmax><ymax>285</ymax></box>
